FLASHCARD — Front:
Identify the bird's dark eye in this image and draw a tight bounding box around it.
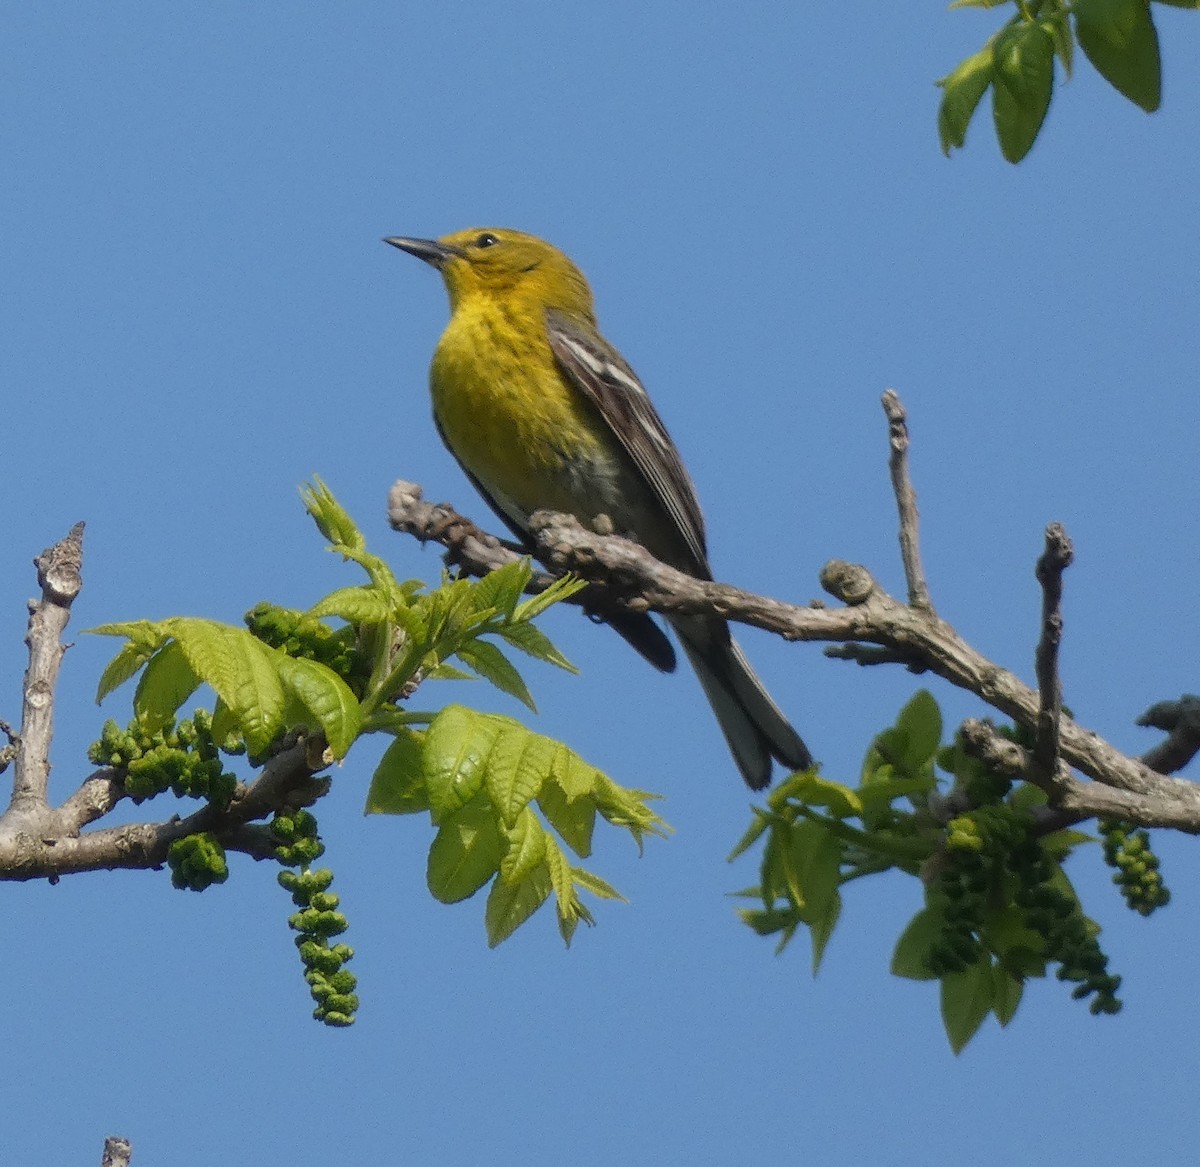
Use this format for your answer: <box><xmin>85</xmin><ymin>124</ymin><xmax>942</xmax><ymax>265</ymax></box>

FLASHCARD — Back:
<box><xmin>475</xmin><ymin>232</ymin><xmax>499</xmax><ymax>248</ymax></box>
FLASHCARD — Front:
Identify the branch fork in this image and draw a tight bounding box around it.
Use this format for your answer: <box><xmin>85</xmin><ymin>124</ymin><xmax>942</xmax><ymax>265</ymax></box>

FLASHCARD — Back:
<box><xmin>0</xmin><ymin>526</ymin><xmax>331</xmax><ymax>881</ymax></box>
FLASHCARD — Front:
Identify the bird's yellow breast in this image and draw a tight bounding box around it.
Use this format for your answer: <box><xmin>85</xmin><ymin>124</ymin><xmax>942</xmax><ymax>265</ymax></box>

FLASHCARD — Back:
<box><xmin>429</xmin><ymin>298</ymin><xmax>624</xmax><ymax>529</ymax></box>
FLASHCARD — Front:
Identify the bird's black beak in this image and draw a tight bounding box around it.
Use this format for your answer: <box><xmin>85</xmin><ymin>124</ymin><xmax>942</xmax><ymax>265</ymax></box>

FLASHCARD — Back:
<box><xmin>383</xmin><ymin>236</ymin><xmax>462</xmax><ymax>270</ymax></box>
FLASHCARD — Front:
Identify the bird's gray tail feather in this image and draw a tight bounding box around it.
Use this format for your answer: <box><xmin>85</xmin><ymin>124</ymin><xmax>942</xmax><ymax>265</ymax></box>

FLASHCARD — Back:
<box><xmin>672</xmin><ymin>616</ymin><xmax>812</xmax><ymax>790</ymax></box>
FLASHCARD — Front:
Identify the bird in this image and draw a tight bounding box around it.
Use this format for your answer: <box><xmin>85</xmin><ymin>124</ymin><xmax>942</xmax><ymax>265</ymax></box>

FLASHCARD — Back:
<box><xmin>384</xmin><ymin>227</ymin><xmax>811</xmax><ymax>789</ymax></box>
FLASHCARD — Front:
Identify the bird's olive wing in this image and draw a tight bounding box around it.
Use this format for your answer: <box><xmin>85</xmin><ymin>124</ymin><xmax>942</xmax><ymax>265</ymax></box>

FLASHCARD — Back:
<box><xmin>545</xmin><ymin>308</ymin><xmax>710</xmax><ymax>574</ymax></box>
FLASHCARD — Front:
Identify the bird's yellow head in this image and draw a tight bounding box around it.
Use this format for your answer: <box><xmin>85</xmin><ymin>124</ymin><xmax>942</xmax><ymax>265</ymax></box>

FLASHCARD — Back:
<box><xmin>385</xmin><ymin>228</ymin><xmax>596</xmax><ymax>321</ymax></box>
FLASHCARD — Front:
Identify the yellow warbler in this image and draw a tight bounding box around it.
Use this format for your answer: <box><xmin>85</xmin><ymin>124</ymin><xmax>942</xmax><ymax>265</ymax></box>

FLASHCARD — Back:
<box><xmin>385</xmin><ymin>227</ymin><xmax>810</xmax><ymax>789</ymax></box>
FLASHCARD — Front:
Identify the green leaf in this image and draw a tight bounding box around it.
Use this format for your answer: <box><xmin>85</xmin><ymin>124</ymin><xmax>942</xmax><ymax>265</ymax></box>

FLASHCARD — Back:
<box><xmin>891</xmin><ymin>907</ymin><xmax>944</xmax><ymax>981</ymax></box>
<box><xmin>162</xmin><ymin>619</ymin><xmax>286</xmax><ymax>757</ymax></box>
<box><xmin>210</xmin><ymin>698</ymin><xmax>239</xmax><ymax>750</ymax></box>
<box><xmin>309</xmin><ymin>586</ymin><xmax>393</xmax><ymax>624</ymax></box>
<box><xmin>132</xmin><ymin>640</ymin><xmax>201</xmax><ymax>733</ymax></box>
<box><xmin>856</xmin><ymin>775</ymin><xmax>935</xmax><ymax>807</ymax></box>
<box><xmin>1074</xmin><ymin>0</ymin><xmax>1161</xmax><ymax>111</ymax></box>
<box><xmin>550</xmin><ymin>741</ymin><xmax>604</xmax><ymax>800</ymax></box>
<box><xmin>424</xmin><ymin>663</ymin><xmax>477</xmax><ymax>682</ymax></box>
<box><xmin>485</xmin><ymin>861</ymin><xmax>552</xmax><ymax>947</ymax></box>
<box><xmin>422</xmin><ymin>705</ymin><xmax>499</xmax><ymax>823</ymax></box>
<box><xmin>456</xmin><ymin>639</ymin><xmax>536</xmax><ymax>712</ymax></box>
<box><xmin>992</xmin><ymin>970</ymin><xmax>1025</xmax><ymax>1026</ymax></box>
<box><xmin>992</xmin><ymin>19</ymin><xmax>1056</xmax><ymax>163</ymax></box>
<box><xmin>860</xmin><ymin>747</ymin><xmax>892</xmax><ymax>787</ymax></box>
<box><xmin>544</xmin><ymin>834</ymin><xmax>594</xmax><ymax>946</ymax></box>
<box><xmin>937</xmin><ymin>46</ymin><xmax>995</xmax><ymax>155</ymax></box>
<box><xmin>781</xmin><ymin>773</ymin><xmax>863</xmax><ymax>818</ymax></box>
<box><xmin>776</xmin><ymin>822</ymin><xmax>805</xmax><ymax>906</ymax></box>
<box><xmin>727</xmin><ymin>807</ymin><xmax>772</xmax><ymax>863</ymax></box>
<box><xmin>1039</xmin><ymin>826</ymin><xmax>1094</xmax><ymax>860</ymax></box>
<box><xmin>591</xmin><ymin>775</ymin><xmax>670</xmax><ymax>850</ymax></box>
<box><xmin>808</xmin><ymin>891</ymin><xmax>842</xmax><ymax>973</ymax></box>
<box><xmin>537</xmin><ymin>778</ymin><xmax>597</xmax><ymax>858</ymax></box>
<box><xmin>982</xmin><ymin>906</ymin><xmax>1047</xmax><ymax>978</ymax></box>
<box><xmin>1048</xmin><ymin>9</ymin><xmax>1076</xmax><ymax>74</ymax></box>
<box><xmin>858</xmin><ymin>753</ymin><xmax>898</xmax><ymax>829</ymax></box>
<box><xmin>759</xmin><ymin>820</ymin><xmax>791</xmax><ymax>906</ymax></box>
<box><xmin>91</xmin><ymin>622</ymin><xmax>169</xmax><ymax>703</ymax></box>
<box><xmin>511</xmin><ymin>573</ymin><xmax>587</xmax><ymax>622</ymax></box>
<box><xmin>940</xmin><ymin>961</ymin><xmax>995</xmax><ymax>1054</ymax></box>
<box><xmin>301</xmin><ymin>477</ymin><xmax>365</xmax><ymax>552</ymax></box>
<box><xmin>571</xmin><ymin>866</ymin><xmax>625</xmax><ymax>902</ymax></box>
<box><xmin>426</xmin><ymin>796</ymin><xmax>504</xmax><ymax>903</ymax></box>
<box><xmin>421</xmin><ymin>578</ymin><xmax>484</xmax><ymax>652</ymax></box>
<box><xmin>784</xmin><ymin>819</ymin><xmax>844</xmax><ymax>972</ymax></box>
<box><xmin>88</xmin><ymin>619</ymin><xmax>164</xmax><ymax>641</ymax></box>
<box><xmin>496</xmin><ymin>621</ymin><xmax>578</xmax><ymax>672</ymax></box>
<box><xmin>365</xmin><ymin>730</ymin><xmax>429</xmax><ymax>815</ymax></box>
<box><xmin>737</xmin><ymin>904</ymin><xmax>802</xmax><ymax>941</ymax></box>
<box><xmin>469</xmin><ymin>559</ymin><xmax>532</xmax><ymax>621</ymax></box>
<box><xmin>794</xmin><ymin>820</ymin><xmax>842</xmax><ymax>902</ymax></box>
<box><xmin>894</xmin><ymin>690</ymin><xmax>943</xmax><ymax>772</ymax></box>
<box><xmin>949</xmin><ymin>0</ymin><xmax>1011</xmax><ymax>7</ymax></box>
<box><xmin>998</xmin><ymin>948</ymin><xmax>1046</xmax><ymax>979</ymax></box>
<box><xmin>500</xmin><ymin>807</ymin><xmax>548</xmax><ymax>885</ymax></box>
<box><xmin>274</xmin><ymin>654</ymin><xmax>362</xmax><ymax>758</ymax></box>
<box><xmin>483</xmin><ymin>718</ymin><xmax>557</xmax><ymax>826</ymax></box>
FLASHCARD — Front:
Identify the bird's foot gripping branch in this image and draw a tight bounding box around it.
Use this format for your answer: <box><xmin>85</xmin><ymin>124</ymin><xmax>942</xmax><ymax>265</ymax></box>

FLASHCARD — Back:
<box><xmin>0</xmin><ymin>482</ymin><xmax>668</xmax><ymax>1026</ymax></box>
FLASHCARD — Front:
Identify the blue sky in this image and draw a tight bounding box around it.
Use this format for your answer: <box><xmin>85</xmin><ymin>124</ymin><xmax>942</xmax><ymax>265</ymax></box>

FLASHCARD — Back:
<box><xmin>4</xmin><ymin>4</ymin><xmax>1200</xmax><ymax>1164</ymax></box>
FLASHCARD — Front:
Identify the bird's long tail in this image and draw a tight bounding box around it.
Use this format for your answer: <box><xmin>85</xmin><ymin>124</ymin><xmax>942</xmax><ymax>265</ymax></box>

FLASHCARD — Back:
<box><xmin>671</xmin><ymin>615</ymin><xmax>812</xmax><ymax>790</ymax></box>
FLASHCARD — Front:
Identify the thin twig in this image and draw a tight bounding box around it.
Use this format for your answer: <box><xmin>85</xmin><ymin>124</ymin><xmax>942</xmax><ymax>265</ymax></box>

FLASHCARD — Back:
<box><xmin>882</xmin><ymin>390</ymin><xmax>933</xmax><ymax>613</ymax></box>
<box><xmin>1031</xmin><ymin>522</ymin><xmax>1074</xmax><ymax>779</ymax></box>
<box><xmin>0</xmin><ymin>717</ymin><xmax>17</xmax><ymax>775</ymax></box>
<box><xmin>7</xmin><ymin>523</ymin><xmax>84</xmax><ymax>822</ymax></box>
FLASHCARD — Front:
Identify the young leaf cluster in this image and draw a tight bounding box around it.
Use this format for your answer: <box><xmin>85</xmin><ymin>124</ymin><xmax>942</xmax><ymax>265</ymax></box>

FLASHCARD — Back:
<box><xmin>733</xmin><ymin>690</ymin><xmax>1165</xmax><ymax>1052</ymax></box>
<box><xmin>938</xmin><ymin>0</ymin><xmax>1186</xmax><ymax>163</ymax></box>
<box><xmin>85</xmin><ymin>481</ymin><xmax>665</xmax><ymax>1024</ymax></box>
<box><xmin>366</xmin><ymin>704</ymin><xmax>668</xmax><ymax>947</ymax></box>
<box><xmin>90</xmin><ymin>615</ymin><xmax>362</xmax><ymax>764</ymax></box>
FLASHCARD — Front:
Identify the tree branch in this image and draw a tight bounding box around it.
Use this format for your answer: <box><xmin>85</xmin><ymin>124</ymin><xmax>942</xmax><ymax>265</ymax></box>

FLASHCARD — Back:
<box><xmin>0</xmin><ymin>739</ymin><xmax>329</xmax><ymax>882</ymax></box>
<box><xmin>957</xmin><ymin>719</ymin><xmax>1200</xmax><ymax>831</ymax></box>
<box><xmin>388</xmin><ymin>480</ymin><xmax>537</xmax><ymax>581</ymax></box>
<box><xmin>6</xmin><ymin>523</ymin><xmax>84</xmax><ymax>829</ymax></box>
<box><xmin>389</xmin><ymin>492</ymin><xmax>1200</xmax><ymax>826</ymax></box>
<box><xmin>385</xmin><ymin>389</ymin><xmax>1199</xmax><ymax>833</ymax></box>
<box><xmin>882</xmin><ymin>389</ymin><xmax>933</xmax><ymax>612</ymax></box>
